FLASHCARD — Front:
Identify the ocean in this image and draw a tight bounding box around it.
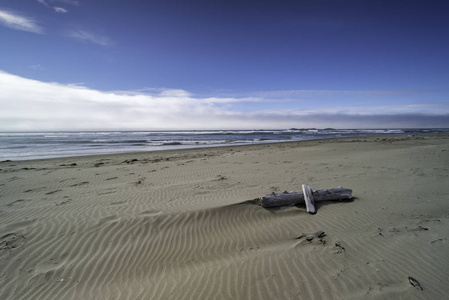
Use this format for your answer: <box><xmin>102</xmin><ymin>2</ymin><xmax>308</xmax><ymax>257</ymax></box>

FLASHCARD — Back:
<box><xmin>1</xmin><ymin>128</ymin><xmax>447</xmax><ymax>161</ymax></box>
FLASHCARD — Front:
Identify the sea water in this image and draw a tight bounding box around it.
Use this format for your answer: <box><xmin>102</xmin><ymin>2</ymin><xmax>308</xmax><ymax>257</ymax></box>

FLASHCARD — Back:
<box><xmin>0</xmin><ymin>128</ymin><xmax>447</xmax><ymax>161</ymax></box>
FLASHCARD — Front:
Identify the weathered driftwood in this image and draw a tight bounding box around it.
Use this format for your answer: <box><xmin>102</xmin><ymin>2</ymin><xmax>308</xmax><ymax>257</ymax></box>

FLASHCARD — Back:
<box><xmin>256</xmin><ymin>186</ymin><xmax>352</xmax><ymax>208</ymax></box>
<box><xmin>302</xmin><ymin>184</ymin><xmax>316</xmax><ymax>214</ymax></box>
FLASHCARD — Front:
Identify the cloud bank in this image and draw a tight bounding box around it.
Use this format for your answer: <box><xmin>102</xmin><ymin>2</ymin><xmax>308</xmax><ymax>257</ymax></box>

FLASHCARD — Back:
<box><xmin>0</xmin><ymin>71</ymin><xmax>448</xmax><ymax>131</ymax></box>
<box><xmin>0</xmin><ymin>10</ymin><xmax>43</xmax><ymax>34</ymax></box>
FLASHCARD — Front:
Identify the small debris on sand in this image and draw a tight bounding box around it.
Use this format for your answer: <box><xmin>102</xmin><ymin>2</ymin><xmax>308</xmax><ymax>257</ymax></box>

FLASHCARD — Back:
<box><xmin>408</xmin><ymin>276</ymin><xmax>423</xmax><ymax>291</ymax></box>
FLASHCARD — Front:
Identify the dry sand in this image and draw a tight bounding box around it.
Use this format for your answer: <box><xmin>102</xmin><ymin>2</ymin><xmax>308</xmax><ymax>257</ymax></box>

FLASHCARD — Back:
<box><xmin>1</xmin><ymin>134</ymin><xmax>448</xmax><ymax>299</ymax></box>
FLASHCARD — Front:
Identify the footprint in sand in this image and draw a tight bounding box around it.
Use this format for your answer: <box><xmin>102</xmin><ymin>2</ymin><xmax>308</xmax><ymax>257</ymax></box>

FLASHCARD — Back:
<box><xmin>377</xmin><ymin>226</ymin><xmax>429</xmax><ymax>237</ymax></box>
<box><xmin>0</xmin><ymin>233</ymin><xmax>26</xmax><ymax>250</ymax></box>
<box><xmin>23</xmin><ymin>187</ymin><xmax>46</xmax><ymax>193</ymax></box>
<box><xmin>46</xmin><ymin>189</ymin><xmax>63</xmax><ymax>195</ymax></box>
<box><xmin>70</xmin><ymin>181</ymin><xmax>89</xmax><ymax>187</ymax></box>
<box><xmin>97</xmin><ymin>188</ymin><xmax>118</xmax><ymax>196</ymax></box>
<box><xmin>6</xmin><ymin>199</ymin><xmax>31</xmax><ymax>208</ymax></box>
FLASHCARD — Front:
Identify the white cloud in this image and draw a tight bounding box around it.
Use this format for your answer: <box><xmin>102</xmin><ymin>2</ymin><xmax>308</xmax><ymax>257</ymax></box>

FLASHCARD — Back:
<box><xmin>0</xmin><ymin>10</ymin><xmax>43</xmax><ymax>34</ymax></box>
<box><xmin>37</xmin><ymin>0</ymin><xmax>49</xmax><ymax>6</ymax></box>
<box><xmin>37</xmin><ymin>0</ymin><xmax>75</xmax><ymax>13</ymax></box>
<box><xmin>28</xmin><ymin>64</ymin><xmax>45</xmax><ymax>70</ymax></box>
<box><xmin>54</xmin><ymin>7</ymin><xmax>68</xmax><ymax>13</ymax></box>
<box><xmin>0</xmin><ymin>71</ymin><xmax>447</xmax><ymax>131</ymax></box>
<box><xmin>68</xmin><ymin>29</ymin><xmax>113</xmax><ymax>46</ymax></box>
<box><xmin>37</xmin><ymin>0</ymin><xmax>79</xmax><ymax>6</ymax></box>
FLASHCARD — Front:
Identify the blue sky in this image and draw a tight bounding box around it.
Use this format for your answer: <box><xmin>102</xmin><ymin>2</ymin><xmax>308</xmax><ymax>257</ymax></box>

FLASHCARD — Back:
<box><xmin>1</xmin><ymin>0</ymin><xmax>448</xmax><ymax>130</ymax></box>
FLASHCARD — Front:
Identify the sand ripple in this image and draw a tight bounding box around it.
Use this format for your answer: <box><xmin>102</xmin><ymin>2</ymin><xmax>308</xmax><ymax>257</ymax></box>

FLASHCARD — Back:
<box><xmin>1</xmin><ymin>135</ymin><xmax>449</xmax><ymax>299</ymax></box>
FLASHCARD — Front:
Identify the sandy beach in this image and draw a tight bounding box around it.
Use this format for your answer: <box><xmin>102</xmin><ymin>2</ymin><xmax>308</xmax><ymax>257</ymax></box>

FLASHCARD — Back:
<box><xmin>1</xmin><ymin>134</ymin><xmax>448</xmax><ymax>299</ymax></box>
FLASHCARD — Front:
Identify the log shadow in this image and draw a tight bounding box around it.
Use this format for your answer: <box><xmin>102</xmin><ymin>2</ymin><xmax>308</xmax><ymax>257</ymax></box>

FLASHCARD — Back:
<box><xmin>240</xmin><ymin>197</ymin><xmax>356</xmax><ymax>214</ymax></box>
<box><xmin>235</xmin><ymin>200</ymin><xmax>302</xmax><ymax>215</ymax></box>
<box><xmin>265</xmin><ymin>205</ymin><xmax>305</xmax><ymax>215</ymax></box>
<box><xmin>312</xmin><ymin>197</ymin><xmax>356</xmax><ymax>212</ymax></box>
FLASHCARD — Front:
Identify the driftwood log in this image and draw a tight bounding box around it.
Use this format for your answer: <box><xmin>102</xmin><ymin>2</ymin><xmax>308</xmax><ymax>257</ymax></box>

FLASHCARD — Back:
<box><xmin>256</xmin><ymin>186</ymin><xmax>352</xmax><ymax>210</ymax></box>
<box><xmin>302</xmin><ymin>184</ymin><xmax>316</xmax><ymax>214</ymax></box>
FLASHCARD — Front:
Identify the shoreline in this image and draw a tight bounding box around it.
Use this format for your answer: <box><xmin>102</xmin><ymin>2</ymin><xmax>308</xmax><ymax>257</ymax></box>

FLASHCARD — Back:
<box><xmin>2</xmin><ymin>129</ymin><xmax>448</xmax><ymax>162</ymax></box>
<box><xmin>3</xmin><ymin>133</ymin><xmax>448</xmax><ymax>164</ymax></box>
<box><xmin>1</xmin><ymin>133</ymin><xmax>448</xmax><ymax>299</ymax></box>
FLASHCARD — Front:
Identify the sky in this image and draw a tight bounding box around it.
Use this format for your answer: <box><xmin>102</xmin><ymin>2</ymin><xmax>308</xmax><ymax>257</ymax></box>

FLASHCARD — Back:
<box><xmin>0</xmin><ymin>0</ymin><xmax>448</xmax><ymax>130</ymax></box>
